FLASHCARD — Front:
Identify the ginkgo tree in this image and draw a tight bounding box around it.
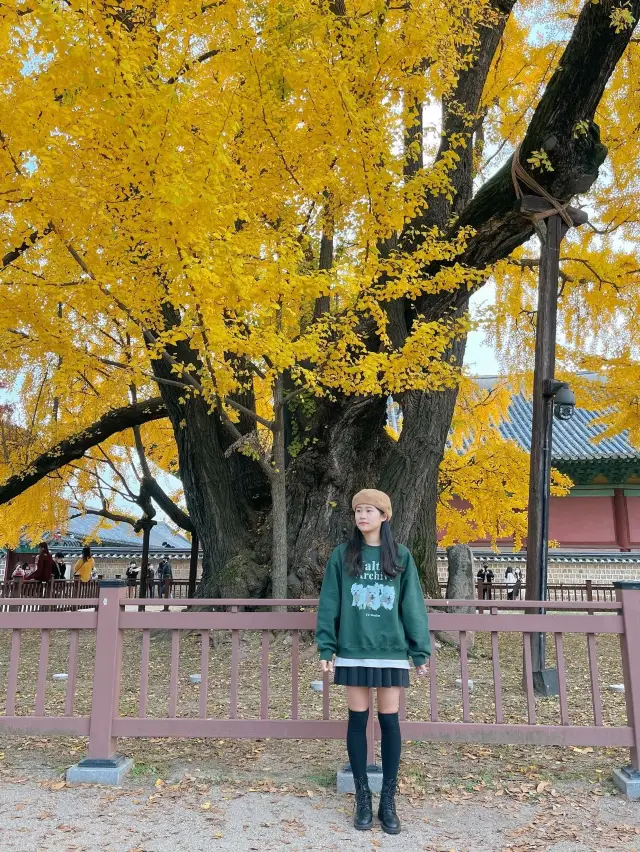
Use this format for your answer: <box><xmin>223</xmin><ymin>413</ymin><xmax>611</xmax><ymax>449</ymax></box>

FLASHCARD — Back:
<box><xmin>1</xmin><ymin>0</ymin><xmax>639</xmax><ymax>598</ymax></box>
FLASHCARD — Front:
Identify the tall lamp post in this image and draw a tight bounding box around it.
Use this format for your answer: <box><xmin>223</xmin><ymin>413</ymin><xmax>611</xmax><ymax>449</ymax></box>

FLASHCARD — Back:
<box><xmin>517</xmin><ymin>196</ymin><xmax>588</xmax><ymax>697</ymax></box>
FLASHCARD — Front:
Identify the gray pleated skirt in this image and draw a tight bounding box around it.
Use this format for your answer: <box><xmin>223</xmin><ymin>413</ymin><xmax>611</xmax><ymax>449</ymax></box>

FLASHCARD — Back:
<box><xmin>334</xmin><ymin>666</ymin><xmax>409</xmax><ymax>688</ymax></box>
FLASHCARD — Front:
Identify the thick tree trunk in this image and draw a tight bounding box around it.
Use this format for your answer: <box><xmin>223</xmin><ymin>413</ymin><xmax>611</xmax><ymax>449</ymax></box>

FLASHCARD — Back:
<box><xmin>285</xmin><ymin>328</ymin><xmax>465</xmax><ymax>597</ymax></box>
<box><xmin>166</xmin><ymin>392</ymin><xmax>260</xmax><ymax>597</ymax></box>
<box><xmin>188</xmin><ymin>531</ymin><xmax>199</xmax><ymax>599</ymax></box>
<box><xmin>137</xmin><ymin>520</ymin><xmax>154</xmax><ymax>610</ymax></box>
<box><xmin>380</xmin><ymin>333</ymin><xmax>467</xmax><ymax>595</ymax></box>
<box><xmin>286</xmin><ymin>395</ymin><xmax>389</xmax><ymax>596</ymax></box>
<box><xmin>148</xmin><ymin>316</ymin><xmax>261</xmax><ymax>597</ymax></box>
<box><xmin>271</xmin><ymin>376</ymin><xmax>288</xmax><ymax>606</ymax></box>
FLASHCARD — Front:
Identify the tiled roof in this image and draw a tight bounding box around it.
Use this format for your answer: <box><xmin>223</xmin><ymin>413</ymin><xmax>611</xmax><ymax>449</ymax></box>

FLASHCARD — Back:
<box><xmin>12</xmin><ymin>517</ymin><xmax>192</xmax><ymax>554</ymax></box>
<box><xmin>500</xmin><ymin>393</ymin><xmax>640</xmax><ymax>462</ymax></box>
<box><xmin>60</xmin><ymin>516</ymin><xmax>191</xmax><ymax>549</ymax></box>
<box><xmin>472</xmin><ymin>375</ymin><xmax>639</xmax><ymax>463</ymax></box>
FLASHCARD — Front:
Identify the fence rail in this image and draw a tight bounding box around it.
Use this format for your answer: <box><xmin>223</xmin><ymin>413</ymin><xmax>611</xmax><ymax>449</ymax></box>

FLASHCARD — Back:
<box><xmin>0</xmin><ymin>579</ymin><xmax>100</xmax><ymax>611</ymax></box>
<box><xmin>1</xmin><ymin>581</ymin><xmax>639</xmax><ymax>777</ymax></box>
<box><xmin>439</xmin><ymin>579</ymin><xmax>617</xmax><ymax>603</ymax></box>
<box><xmin>124</xmin><ymin>578</ymin><xmax>190</xmax><ymax>599</ymax></box>
<box><xmin>2</xmin><ymin>577</ymin><xmax>618</xmax><ymax>606</ymax></box>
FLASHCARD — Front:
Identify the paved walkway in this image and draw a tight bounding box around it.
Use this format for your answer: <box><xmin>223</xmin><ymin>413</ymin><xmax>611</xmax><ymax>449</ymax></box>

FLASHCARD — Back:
<box><xmin>0</xmin><ymin>776</ymin><xmax>638</xmax><ymax>851</ymax></box>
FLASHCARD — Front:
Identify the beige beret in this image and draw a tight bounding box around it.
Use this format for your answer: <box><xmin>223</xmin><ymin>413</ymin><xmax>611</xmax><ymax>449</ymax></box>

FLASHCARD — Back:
<box><xmin>351</xmin><ymin>489</ymin><xmax>392</xmax><ymax>520</ymax></box>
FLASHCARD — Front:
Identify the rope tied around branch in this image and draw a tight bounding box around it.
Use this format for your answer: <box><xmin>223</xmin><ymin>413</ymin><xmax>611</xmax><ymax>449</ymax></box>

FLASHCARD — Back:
<box><xmin>511</xmin><ymin>144</ymin><xmax>574</xmax><ymax>228</ymax></box>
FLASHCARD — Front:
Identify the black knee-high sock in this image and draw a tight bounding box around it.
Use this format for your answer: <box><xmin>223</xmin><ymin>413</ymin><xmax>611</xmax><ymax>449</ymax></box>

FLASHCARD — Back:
<box><xmin>347</xmin><ymin>709</ymin><xmax>369</xmax><ymax>779</ymax></box>
<box><xmin>378</xmin><ymin>711</ymin><xmax>401</xmax><ymax>782</ymax></box>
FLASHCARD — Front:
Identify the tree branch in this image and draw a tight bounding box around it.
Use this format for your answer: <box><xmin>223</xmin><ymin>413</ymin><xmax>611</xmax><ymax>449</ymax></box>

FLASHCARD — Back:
<box><xmin>144</xmin><ymin>476</ymin><xmax>194</xmax><ymax>533</ymax></box>
<box><xmin>425</xmin><ymin>0</ymin><xmax>640</xmax><ymax>318</ymax></box>
<box><xmin>0</xmin><ymin>397</ymin><xmax>167</xmax><ymax>505</ymax></box>
<box><xmin>2</xmin><ymin>224</ymin><xmax>54</xmax><ymax>269</ymax></box>
<box><xmin>166</xmin><ymin>48</ymin><xmax>223</xmax><ymax>84</ymax></box>
<box><xmin>70</xmin><ymin>506</ymin><xmax>138</xmax><ymax>527</ymax></box>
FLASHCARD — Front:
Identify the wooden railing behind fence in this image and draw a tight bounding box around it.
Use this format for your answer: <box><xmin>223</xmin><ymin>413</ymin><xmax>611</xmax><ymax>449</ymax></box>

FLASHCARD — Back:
<box><xmin>0</xmin><ymin>579</ymin><xmax>100</xmax><ymax>612</ymax></box>
<box><xmin>441</xmin><ymin>579</ymin><xmax>616</xmax><ymax>602</ymax></box>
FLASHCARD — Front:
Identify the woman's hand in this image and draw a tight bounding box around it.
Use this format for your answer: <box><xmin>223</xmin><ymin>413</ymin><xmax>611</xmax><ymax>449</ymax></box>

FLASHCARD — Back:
<box><xmin>320</xmin><ymin>658</ymin><xmax>334</xmax><ymax>675</ymax></box>
<box><xmin>414</xmin><ymin>663</ymin><xmax>429</xmax><ymax>677</ymax></box>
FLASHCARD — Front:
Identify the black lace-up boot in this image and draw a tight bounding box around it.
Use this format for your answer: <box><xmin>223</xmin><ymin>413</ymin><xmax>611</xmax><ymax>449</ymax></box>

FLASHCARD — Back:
<box><xmin>352</xmin><ymin>776</ymin><xmax>373</xmax><ymax>830</ymax></box>
<box><xmin>378</xmin><ymin>777</ymin><xmax>401</xmax><ymax>834</ymax></box>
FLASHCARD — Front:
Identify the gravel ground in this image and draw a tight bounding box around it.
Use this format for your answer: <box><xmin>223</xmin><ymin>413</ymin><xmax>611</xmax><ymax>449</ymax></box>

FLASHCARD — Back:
<box><xmin>0</xmin><ymin>775</ymin><xmax>638</xmax><ymax>852</ymax></box>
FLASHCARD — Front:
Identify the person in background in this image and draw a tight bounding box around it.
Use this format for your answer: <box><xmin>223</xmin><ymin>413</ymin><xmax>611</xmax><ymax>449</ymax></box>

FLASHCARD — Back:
<box><xmin>12</xmin><ymin>562</ymin><xmax>26</xmax><ymax>580</ymax></box>
<box><xmin>73</xmin><ymin>546</ymin><xmax>95</xmax><ymax>583</ymax></box>
<box><xmin>514</xmin><ymin>569</ymin><xmax>523</xmax><ymax>600</ymax></box>
<box><xmin>484</xmin><ymin>564</ymin><xmax>495</xmax><ymax>600</ymax></box>
<box><xmin>54</xmin><ymin>552</ymin><xmax>66</xmax><ymax>581</ymax></box>
<box><xmin>505</xmin><ymin>567</ymin><xmax>516</xmax><ymax>601</ymax></box>
<box><xmin>126</xmin><ymin>560</ymin><xmax>139</xmax><ymax>598</ymax></box>
<box><xmin>476</xmin><ymin>565</ymin><xmax>487</xmax><ymax>599</ymax></box>
<box><xmin>146</xmin><ymin>563</ymin><xmax>155</xmax><ymax>597</ymax></box>
<box><xmin>25</xmin><ymin>542</ymin><xmax>54</xmax><ymax>584</ymax></box>
<box><xmin>159</xmin><ymin>556</ymin><xmax>173</xmax><ymax>600</ymax></box>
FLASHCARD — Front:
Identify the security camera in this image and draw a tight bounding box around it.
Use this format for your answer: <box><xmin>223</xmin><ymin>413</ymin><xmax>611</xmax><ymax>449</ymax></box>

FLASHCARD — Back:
<box><xmin>554</xmin><ymin>402</ymin><xmax>575</xmax><ymax>421</ymax></box>
<box><xmin>552</xmin><ymin>384</ymin><xmax>576</xmax><ymax>421</ymax></box>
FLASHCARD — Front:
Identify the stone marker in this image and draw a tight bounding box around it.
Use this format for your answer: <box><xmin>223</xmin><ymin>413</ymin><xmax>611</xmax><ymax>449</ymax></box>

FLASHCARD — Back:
<box><xmin>190</xmin><ymin>674</ymin><xmax>201</xmax><ymax>684</ymax></box>
<box><xmin>310</xmin><ymin>680</ymin><xmax>323</xmax><ymax>692</ymax></box>
<box><xmin>608</xmin><ymin>683</ymin><xmax>625</xmax><ymax>693</ymax></box>
<box><xmin>437</xmin><ymin>543</ymin><xmax>476</xmax><ymax>650</ymax></box>
<box><xmin>53</xmin><ymin>673</ymin><xmax>68</xmax><ymax>681</ymax></box>
<box><xmin>455</xmin><ymin>678</ymin><xmax>474</xmax><ymax>691</ymax></box>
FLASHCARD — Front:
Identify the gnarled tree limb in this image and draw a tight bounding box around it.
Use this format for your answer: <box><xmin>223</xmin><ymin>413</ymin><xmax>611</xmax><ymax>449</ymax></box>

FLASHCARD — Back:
<box><xmin>0</xmin><ymin>397</ymin><xmax>167</xmax><ymax>505</ymax></box>
<box><xmin>421</xmin><ymin>0</ymin><xmax>640</xmax><ymax>319</ymax></box>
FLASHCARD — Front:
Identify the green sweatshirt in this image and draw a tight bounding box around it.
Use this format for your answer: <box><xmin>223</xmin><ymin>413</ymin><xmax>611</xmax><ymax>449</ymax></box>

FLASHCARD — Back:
<box><xmin>316</xmin><ymin>543</ymin><xmax>431</xmax><ymax>666</ymax></box>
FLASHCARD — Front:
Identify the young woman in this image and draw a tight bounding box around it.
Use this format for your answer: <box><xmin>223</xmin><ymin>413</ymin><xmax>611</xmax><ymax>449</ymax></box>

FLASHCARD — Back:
<box><xmin>316</xmin><ymin>489</ymin><xmax>430</xmax><ymax>835</ymax></box>
<box><xmin>25</xmin><ymin>542</ymin><xmax>54</xmax><ymax>583</ymax></box>
<box><xmin>505</xmin><ymin>567</ymin><xmax>516</xmax><ymax>601</ymax></box>
<box><xmin>73</xmin><ymin>546</ymin><xmax>95</xmax><ymax>583</ymax></box>
<box><xmin>126</xmin><ymin>561</ymin><xmax>139</xmax><ymax>598</ymax></box>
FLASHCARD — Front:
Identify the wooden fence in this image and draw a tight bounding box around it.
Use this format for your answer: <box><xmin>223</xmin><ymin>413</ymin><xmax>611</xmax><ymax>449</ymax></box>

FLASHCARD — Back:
<box><xmin>440</xmin><ymin>579</ymin><xmax>617</xmax><ymax>603</ymax></box>
<box><xmin>2</xmin><ymin>577</ymin><xmax>618</xmax><ymax>607</ymax></box>
<box><xmin>0</xmin><ymin>580</ymin><xmax>639</xmax><ymax>777</ymax></box>
<box><xmin>0</xmin><ymin>579</ymin><xmax>100</xmax><ymax>612</ymax></box>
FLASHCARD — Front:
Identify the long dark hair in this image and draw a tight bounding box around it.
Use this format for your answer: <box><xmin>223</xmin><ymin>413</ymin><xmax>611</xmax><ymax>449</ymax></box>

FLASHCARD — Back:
<box><xmin>345</xmin><ymin>519</ymin><xmax>404</xmax><ymax>579</ymax></box>
<box><xmin>81</xmin><ymin>546</ymin><xmax>91</xmax><ymax>562</ymax></box>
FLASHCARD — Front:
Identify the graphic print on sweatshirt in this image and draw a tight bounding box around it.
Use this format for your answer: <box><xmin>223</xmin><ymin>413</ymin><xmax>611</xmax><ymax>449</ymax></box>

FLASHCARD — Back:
<box><xmin>350</xmin><ymin>559</ymin><xmax>395</xmax><ymax>615</ymax></box>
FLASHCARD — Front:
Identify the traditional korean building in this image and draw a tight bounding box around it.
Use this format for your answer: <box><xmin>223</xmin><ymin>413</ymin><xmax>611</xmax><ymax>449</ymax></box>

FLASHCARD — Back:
<box><xmin>498</xmin><ymin>389</ymin><xmax>640</xmax><ymax>552</ymax></box>
<box><xmin>2</xmin><ymin>516</ymin><xmax>192</xmax><ymax>579</ymax></box>
<box><xmin>443</xmin><ymin>378</ymin><xmax>640</xmax><ymax>585</ymax></box>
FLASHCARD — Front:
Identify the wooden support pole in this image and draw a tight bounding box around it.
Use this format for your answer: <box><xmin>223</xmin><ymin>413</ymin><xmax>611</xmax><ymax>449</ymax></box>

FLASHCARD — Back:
<box><xmin>517</xmin><ymin>196</ymin><xmax>588</xmax><ymax>696</ymax></box>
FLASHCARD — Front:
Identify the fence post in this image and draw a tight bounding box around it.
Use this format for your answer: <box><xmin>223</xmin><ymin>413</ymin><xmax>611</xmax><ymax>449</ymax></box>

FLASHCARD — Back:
<box><xmin>612</xmin><ymin>581</ymin><xmax>640</xmax><ymax>798</ymax></box>
<box><xmin>66</xmin><ymin>579</ymin><xmax>133</xmax><ymax>785</ymax></box>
